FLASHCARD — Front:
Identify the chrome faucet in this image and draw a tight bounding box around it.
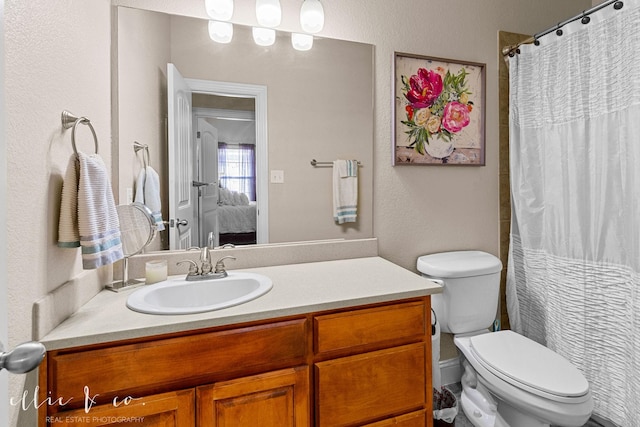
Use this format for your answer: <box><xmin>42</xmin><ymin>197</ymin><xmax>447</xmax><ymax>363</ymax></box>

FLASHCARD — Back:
<box><xmin>200</xmin><ymin>246</ymin><xmax>213</xmax><ymax>274</ymax></box>
<box><xmin>177</xmin><ymin>249</ymin><xmax>236</xmax><ymax>281</ymax></box>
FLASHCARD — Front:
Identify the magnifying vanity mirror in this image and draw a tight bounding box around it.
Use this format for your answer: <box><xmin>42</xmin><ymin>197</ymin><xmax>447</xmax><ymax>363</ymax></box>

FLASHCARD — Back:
<box><xmin>113</xmin><ymin>6</ymin><xmax>374</xmax><ymax>252</ymax></box>
<box><xmin>108</xmin><ymin>203</ymin><xmax>157</xmax><ymax>291</ymax></box>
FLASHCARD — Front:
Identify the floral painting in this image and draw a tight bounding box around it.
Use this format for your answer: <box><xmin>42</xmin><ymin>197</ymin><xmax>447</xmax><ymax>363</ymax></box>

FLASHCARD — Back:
<box><xmin>393</xmin><ymin>53</ymin><xmax>486</xmax><ymax>165</ymax></box>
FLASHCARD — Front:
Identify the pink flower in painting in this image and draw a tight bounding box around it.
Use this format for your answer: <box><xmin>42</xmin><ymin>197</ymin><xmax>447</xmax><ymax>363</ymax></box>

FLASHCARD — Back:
<box><xmin>441</xmin><ymin>101</ymin><xmax>470</xmax><ymax>133</ymax></box>
<box><xmin>405</xmin><ymin>68</ymin><xmax>443</xmax><ymax>109</ymax></box>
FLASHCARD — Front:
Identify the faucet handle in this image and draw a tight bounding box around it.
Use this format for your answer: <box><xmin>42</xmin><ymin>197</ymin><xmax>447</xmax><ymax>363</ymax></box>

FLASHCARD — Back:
<box><xmin>214</xmin><ymin>256</ymin><xmax>236</xmax><ymax>274</ymax></box>
<box><xmin>177</xmin><ymin>260</ymin><xmax>199</xmax><ymax>276</ymax></box>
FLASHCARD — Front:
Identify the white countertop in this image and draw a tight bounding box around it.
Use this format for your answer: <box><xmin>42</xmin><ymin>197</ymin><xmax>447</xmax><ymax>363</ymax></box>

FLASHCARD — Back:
<box><xmin>41</xmin><ymin>257</ymin><xmax>442</xmax><ymax>351</ymax></box>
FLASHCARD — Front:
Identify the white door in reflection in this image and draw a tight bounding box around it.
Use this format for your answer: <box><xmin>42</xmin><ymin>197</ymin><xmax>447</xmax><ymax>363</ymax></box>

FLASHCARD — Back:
<box><xmin>196</xmin><ymin>118</ymin><xmax>219</xmax><ymax>247</ymax></box>
<box><xmin>167</xmin><ymin>63</ymin><xmax>194</xmax><ymax>250</ymax></box>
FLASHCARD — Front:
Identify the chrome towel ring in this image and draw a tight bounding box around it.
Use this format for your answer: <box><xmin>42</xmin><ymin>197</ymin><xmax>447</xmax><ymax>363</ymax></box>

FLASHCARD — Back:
<box><xmin>61</xmin><ymin>110</ymin><xmax>98</xmax><ymax>156</ymax></box>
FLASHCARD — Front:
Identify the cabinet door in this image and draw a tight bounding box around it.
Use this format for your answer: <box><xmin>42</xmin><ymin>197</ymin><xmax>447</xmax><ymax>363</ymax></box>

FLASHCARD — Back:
<box><xmin>47</xmin><ymin>389</ymin><xmax>195</xmax><ymax>426</ymax></box>
<box><xmin>315</xmin><ymin>343</ymin><xmax>426</xmax><ymax>427</ymax></box>
<box><xmin>197</xmin><ymin>366</ymin><xmax>309</xmax><ymax>427</ymax></box>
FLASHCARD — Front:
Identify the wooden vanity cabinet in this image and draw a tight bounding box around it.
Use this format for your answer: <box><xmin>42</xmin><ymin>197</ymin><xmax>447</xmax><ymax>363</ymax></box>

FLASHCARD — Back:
<box><xmin>313</xmin><ymin>300</ymin><xmax>431</xmax><ymax>427</ymax></box>
<box><xmin>39</xmin><ymin>297</ymin><xmax>432</xmax><ymax>427</ymax></box>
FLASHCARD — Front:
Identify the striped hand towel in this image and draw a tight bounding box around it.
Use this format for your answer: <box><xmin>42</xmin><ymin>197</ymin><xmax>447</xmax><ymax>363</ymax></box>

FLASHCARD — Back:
<box><xmin>58</xmin><ymin>153</ymin><xmax>124</xmax><ymax>269</ymax></box>
<box><xmin>333</xmin><ymin>159</ymin><xmax>358</xmax><ymax>224</ymax></box>
<box><xmin>134</xmin><ymin>166</ymin><xmax>165</xmax><ymax>231</ymax></box>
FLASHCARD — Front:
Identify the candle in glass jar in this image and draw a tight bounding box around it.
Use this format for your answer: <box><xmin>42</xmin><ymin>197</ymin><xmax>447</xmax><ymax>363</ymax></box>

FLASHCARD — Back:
<box><xmin>145</xmin><ymin>260</ymin><xmax>168</xmax><ymax>284</ymax></box>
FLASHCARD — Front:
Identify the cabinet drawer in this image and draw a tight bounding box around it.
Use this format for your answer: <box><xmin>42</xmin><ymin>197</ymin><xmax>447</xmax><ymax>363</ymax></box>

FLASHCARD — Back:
<box><xmin>363</xmin><ymin>410</ymin><xmax>426</xmax><ymax>427</ymax></box>
<box><xmin>315</xmin><ymin>343</ymin><xmax>426</xmax><ymax>427</ymax></box>
<box><xmin>314</xmin><ymin>301</ymin><xmax>426</xmax><ymax>355</ymax></box>
<box><xmin>48</xmin><ymin>318</ymin><xmax>307</xmax><ymax>411</ymax></box>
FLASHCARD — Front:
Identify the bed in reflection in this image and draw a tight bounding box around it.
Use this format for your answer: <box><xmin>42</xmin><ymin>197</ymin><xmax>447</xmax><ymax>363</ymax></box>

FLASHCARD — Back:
<box><xmin>217</xmin><ymin>187</ymin><xmax>257</xmax><ymax>245</ymax></box>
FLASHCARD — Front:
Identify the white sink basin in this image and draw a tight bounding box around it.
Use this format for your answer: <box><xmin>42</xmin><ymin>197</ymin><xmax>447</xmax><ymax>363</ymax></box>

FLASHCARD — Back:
<box><xmin>126</xmin><ymin>272</ymin><xmax>272</xmax><ymax>315</ymax></box>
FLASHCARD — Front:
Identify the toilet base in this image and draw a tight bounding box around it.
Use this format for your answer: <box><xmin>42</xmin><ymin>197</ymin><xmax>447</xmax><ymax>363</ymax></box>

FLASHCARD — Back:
<box><xmin>459</xmin><ymin>358</ymin><xmax>556</xmax><ymax>427</ymax></box>
<box><xmin>459</xmin><ymin>359</ymin><xmax>508</xmax><ymax>427</ymax></box>
<box><xmin>495</xmin><ymin>397</ymin><xmax>550</xmax><ymax>427</ymax></box>
<box><xmin>459</xmin><ymin>383</ymin><xmax>551</xmax><ymax>427</ymax></box>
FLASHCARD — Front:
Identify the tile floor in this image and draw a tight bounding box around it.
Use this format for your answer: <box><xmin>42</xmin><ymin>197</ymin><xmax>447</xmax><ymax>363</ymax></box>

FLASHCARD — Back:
<box><xmin>442</xmin><ymin>383</ymin><xmax>605</xmax><ymax>427</ymax></box>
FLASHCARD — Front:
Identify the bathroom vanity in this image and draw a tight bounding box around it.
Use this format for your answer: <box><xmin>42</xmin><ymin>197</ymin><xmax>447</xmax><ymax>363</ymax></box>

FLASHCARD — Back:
<box><xmin>37</xmin><ymin>257</ymin><xmax>441</xmax><ymax>426</ymax></box>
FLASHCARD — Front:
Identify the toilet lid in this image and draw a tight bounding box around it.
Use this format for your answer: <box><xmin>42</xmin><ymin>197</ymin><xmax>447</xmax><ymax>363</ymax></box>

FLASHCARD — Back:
<box><xmin>470</xmin><ymin>331</ymin><xmax>589</xmax><ymax>398</ymax></box>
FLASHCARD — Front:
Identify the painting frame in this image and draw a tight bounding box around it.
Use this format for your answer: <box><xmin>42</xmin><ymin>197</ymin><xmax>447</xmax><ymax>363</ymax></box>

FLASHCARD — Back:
<box><xmin>393</xmin><ymin>52</ymin><xmax>486</xmax><ymax>166</ymax></box>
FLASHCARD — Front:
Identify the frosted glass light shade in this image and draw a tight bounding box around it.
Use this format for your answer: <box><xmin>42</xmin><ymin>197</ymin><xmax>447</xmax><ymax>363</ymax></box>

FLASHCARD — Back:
<box><xmin>208</xmin><ymin>21</ymin><xmax>233</xmax><ymax>43</ymax></box>
<box><xmin>291</xmin><ymin>33</ymin><xmax>313</xmax><ymax>51</ymax></box>
<box><xmin>252</xmin><ymin>27</ymin><xmax>276</xmax><ymax>46</ymax></box>
<box><xmin>300</xmin><ymin>0</ymin><xmax>324</xmax><ymax>33</ymax></box>
<box><xmin>256</xmin><ymin>0</ymin><xmax>282</xmax><ymax>28</ymax></box>
<box><xmin>205</xmin><ymin>0</ymin><xmax>234</xmax><ymax>21</ymax></box>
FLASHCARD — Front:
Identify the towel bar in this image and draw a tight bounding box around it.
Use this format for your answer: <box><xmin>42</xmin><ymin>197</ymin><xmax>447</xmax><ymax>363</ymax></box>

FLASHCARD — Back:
<box><xmin>61</xmin><ymin>110</ymin><xmax>98</xmax><ymax>156</ymax></box>
<box><xmin>310</xmin><ymin>159</ymin><xmax>362</xmax><ymax>166</ymax></box>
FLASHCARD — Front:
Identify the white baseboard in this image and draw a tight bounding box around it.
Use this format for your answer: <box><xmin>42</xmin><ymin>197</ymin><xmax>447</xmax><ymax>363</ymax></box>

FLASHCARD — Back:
<box><xmin>440</xmin><ymin>356</ymin><xmax>462</xmax><ymax>386</ymax></box>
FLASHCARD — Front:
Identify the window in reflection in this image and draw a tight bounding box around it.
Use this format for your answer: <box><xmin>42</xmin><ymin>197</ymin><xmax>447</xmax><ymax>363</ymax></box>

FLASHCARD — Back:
<box><xmin>218</xmin><ymin>143</ymin><xmax>256</xmax><ymax>201</ymax></box>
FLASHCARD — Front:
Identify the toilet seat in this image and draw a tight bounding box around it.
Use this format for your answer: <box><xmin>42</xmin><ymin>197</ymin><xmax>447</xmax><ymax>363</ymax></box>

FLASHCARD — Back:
<box><xmin>468</xmin><ymin>331</ymin><xmax>590</xmax><ymax>403</ymax></box>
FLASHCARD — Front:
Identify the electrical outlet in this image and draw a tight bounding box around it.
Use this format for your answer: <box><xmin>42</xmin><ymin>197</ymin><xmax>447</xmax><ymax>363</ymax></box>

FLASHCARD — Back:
<box><xmin>126</xmin><ymin>187</ymin><xmax>134</xmax><ymax>204</ymax></box>
<box><xmin>270</xmin><ymin>170</ymin><xmax>284</xmax><ymax>184</ymax></box>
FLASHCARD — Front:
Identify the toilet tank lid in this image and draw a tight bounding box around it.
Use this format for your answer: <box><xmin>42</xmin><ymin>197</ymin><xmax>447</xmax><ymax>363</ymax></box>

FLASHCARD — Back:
<box><xmin>417</xmin><ymin>251</ymin><xmax>502</xmax><ymax>278</ymax></box>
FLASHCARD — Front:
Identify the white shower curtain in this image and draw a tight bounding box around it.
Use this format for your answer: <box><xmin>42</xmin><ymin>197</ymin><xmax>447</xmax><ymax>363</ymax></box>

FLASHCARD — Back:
<box><xmin>507</xmin><ymin>1</ymin><xmax>640</xmax><ymax>425</ymax></box>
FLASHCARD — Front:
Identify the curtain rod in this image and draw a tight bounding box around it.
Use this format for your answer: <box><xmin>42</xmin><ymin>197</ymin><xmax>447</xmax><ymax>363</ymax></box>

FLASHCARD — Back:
<box><xmin>502</xmin><ymin>0</ymin><xmax>624</xmax><ymax>57</ymax></box>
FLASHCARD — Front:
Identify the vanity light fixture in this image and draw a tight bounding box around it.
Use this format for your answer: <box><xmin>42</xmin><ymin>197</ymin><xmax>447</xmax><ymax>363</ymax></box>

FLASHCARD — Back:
<box><xmin>252</xmin><ymin>27</ymin><xmax>276</xmax><ymax>46</ymax></box>
<box><xmin>256</xmin><ymin>0</ymin><xmax>282</xmax><ymax>28</ymax></box>
<box><xmin>300</xmin><ymin>0</ymin><xmax>324</xmax><ymax>34</ymax></box>
<box><xmin>205</xmin><ymin>0</ymin><xmax>234</xmax><ymax>21</ymax></box>
<box><xmin>291</xmin><ymin>33</ymin><xmax>313</xmax><ymax>51</ymax></box>
<box><xmin>209</xmin><ymin>20</ymin><xmax>234</xmax><ymax>43</ymax></box>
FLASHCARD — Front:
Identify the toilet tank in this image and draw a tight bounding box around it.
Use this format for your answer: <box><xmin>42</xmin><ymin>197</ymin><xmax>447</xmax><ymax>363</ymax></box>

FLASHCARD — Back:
<box><xmin>417</xmin><ymin>251</ymin><xmax>502</xmax><ymax>334</ymax></box>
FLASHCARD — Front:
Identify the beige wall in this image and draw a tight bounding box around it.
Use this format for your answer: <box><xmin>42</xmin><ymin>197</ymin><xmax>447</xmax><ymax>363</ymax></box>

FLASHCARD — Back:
<box><xmin>115</xmin><ymin>7</ymin><xmax>170</xmax><ymax>210</ymax></box>
<box><xmin>4</xmin><ymin>0</ymin><xmax>591</xmax><ymax>425</ymax></box>
<box><xmin>5</xmin><ymin>1</ymin><xmax>112</xmax><ymax>425</ymax></box>
<box><xmin>115</xmin><ymin>8</ymin><xmax>171</xmax><ymax>250</ymax></box>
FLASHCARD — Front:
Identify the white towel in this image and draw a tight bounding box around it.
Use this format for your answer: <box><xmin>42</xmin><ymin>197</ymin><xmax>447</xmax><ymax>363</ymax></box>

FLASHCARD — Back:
<box><xmin>58</xmin><ymin>153</ymin><xmax>124</xmax><ymax>269</ymax></box>
<box><xmin>134</xmin><ymin>166</ymin><xmax>165</xmax><ymax>231</ymax></box>
<box><xmin>333</xmin><ymin>159</ymin><xmax>358</xmax><ymax>224</ymax></box>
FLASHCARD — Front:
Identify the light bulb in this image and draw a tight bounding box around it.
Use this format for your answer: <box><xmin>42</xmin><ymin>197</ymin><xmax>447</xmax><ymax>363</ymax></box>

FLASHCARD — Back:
<box><xmin>252</xmin><ymin>27</ymin><xmax>276</xmax><ymax>46</ymax></box>
<box><xmin>205</xmin><ymin>0</ymin><xmax>234</xmax><ymax>21</ymax></box>
<box><xmin>300</xmin><ymin>0</ymin><xmax>324</xmax><ymax>34</ymax></box>
<box><xmin>291</xmin><ymin>33</ymin><xmax>313</xmax><ymax>51</ymax></box>
<box><xmin>256</xmin><ymin>0</ymin><xmax>282</xmax><ymax>28</ymax></box>
<box><xmin>208</xmin><ymin>21</ymin><xmax>233</xmax><ymax>44</ymax></box>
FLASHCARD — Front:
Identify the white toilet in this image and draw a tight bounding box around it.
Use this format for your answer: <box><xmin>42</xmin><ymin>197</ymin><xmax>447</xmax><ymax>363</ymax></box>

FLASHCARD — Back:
<box><xmin>418</xmin><ymin>251</ymin><xmax>593</xmax><ymax>427</ymax></box>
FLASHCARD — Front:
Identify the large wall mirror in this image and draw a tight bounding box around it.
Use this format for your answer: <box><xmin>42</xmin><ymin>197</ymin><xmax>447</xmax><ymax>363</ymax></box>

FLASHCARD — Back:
<box><xmin>113</xmin><ymin>6</ymin><xmax>374</xmax><ymax>252</ymax></box>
